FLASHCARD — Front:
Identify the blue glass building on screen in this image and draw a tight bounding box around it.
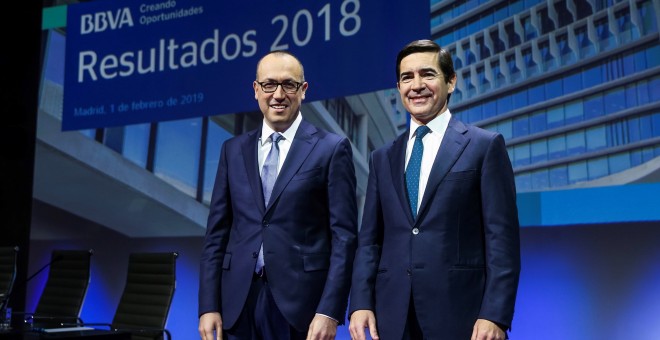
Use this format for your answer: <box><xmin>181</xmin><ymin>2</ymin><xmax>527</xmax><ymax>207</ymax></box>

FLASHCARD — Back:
<box><xmin>432</xmin><ymin>0</ymin><xmax>660</xmax><ymax>192</ymax></box>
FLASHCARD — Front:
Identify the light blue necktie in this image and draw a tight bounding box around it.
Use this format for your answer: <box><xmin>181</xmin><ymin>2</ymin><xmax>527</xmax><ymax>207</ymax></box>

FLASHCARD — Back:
<box><xmin>405</xmin><ymin>125</ymin><xmax>430</xmax><ymax>220</ymax></box>
<box><xmin>256</xmin><ymin>132</ymin><xmax>283</xmax><ymax>274</ymax></box>
<box><xmin>261</xmin><ymin>132</ymin><xmax>283</xmax><ymax>206</ymax></box>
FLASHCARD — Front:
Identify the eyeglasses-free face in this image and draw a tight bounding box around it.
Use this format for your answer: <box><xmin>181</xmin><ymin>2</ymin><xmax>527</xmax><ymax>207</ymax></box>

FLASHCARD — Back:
<box><xmin>397</xmin><ymin>52</ymin><xmax>456</xmax><ymax>125</ymax></box>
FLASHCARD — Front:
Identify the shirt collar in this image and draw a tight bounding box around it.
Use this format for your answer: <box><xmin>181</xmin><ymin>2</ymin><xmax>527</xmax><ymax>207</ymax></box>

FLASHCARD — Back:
<box><xmin>408</xmin><ymin>109</ymin><xmax>452</xmax><ymax>141</ymax></box>
<box><xmin>260</xmin><ymin>112</ymin><xmax>302</xmax><ymax>145</ymax></box>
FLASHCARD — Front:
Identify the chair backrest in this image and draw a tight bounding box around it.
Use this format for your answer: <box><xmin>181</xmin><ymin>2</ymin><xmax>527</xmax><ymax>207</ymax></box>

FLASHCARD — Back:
<box><xmin>33</xmin><ymin>249</ymin><xmax>93</xmax><ymax>324</ymax></box>
<box><xmin>0</xmin><ymin>246</ymin><xmax>19</xmax><ymax>310</ymax></box>
<box><xmin>111</xmin><ymin>252</ymin><xmax>178</xmax><ymax>340</ymax></box>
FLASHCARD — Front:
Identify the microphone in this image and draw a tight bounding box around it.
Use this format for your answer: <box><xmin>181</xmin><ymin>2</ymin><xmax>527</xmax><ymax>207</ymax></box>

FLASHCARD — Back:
<box><xmin>3</xmin><ymin>249</ymin><xmax>94</xmax><ymax>306</ymax></box>
<box><xmin>3</xmin><ymin>249</ymin><xmax>93</xmax><ymax>329</ymax></box>
<box><xmin>24</xmin><ymin>248</ymin><xmax>93</xmax><ymax>284</ymax></box>
<box><xmin>23</xmin><ymin>254</ymin><xmax>64</xmax><ymax>284</ymax></box>
<box><xmin>2</xmin><ymin>250</ymin><xmax>61</xmax><ymax>314</ymax></box>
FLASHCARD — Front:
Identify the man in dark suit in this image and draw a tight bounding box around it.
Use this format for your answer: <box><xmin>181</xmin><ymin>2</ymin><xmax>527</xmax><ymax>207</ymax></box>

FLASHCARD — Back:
<box><xmin>198</xmin><ymin>51</ymin><xmax>358</xmax><ymax>340</ymax></box>
<box><xmin>349</xmin><ymin>40</ymin><xmax>521</xmax><ymax>340</ymax></box>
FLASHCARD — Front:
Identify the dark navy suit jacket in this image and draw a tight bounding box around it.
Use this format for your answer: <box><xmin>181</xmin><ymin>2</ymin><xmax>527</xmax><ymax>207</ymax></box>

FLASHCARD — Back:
<box><xmin>199</xmin><ymin>119</ymin><xmax>358</xmax><ymax>331</ymax></box>
<box><xmin>350</xmin><ymin>117</ymin><xmax>521</xmax><ymax>339</ymax></box>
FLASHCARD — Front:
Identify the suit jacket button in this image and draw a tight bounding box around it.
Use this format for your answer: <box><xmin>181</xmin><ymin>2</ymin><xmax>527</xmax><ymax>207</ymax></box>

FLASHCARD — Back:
<box><xmin>412</xmin><ymin>228</ymin><xmax>419</xmax><ymax>235</ymax></box>
<box><xmin>407</xmin><ymin>269</ymin><xmax>412</xmax><ymax>276</ymax></box>
<box><xmin>252</xmin><ymin>252</ymin><xmax>258</xmax><ymax>258</ymax></box>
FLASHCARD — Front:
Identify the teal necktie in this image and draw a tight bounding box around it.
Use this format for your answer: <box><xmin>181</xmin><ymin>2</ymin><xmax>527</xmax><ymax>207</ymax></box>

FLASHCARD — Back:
<box><xmin>405</xmin><ymin>126</ymin><xmax>430</xmax><ymax>220</ymax></box>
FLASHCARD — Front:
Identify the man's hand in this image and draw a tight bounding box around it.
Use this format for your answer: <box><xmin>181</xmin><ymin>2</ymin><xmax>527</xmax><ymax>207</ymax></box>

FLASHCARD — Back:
<box><xmin>471</xmin><ymin>318</ymin><xmax>506</xmax><ymax>340</ymax></box>
<box><xmin>348</xmin><ymin>310</ymin><xmax>379</xmax><ymax>340</ymax></box>
<box><xmin>199</xmin><ymin>312</ymin><xmax>223</xmax><ymax>340</ymax></box>
<box><xmin>306</xmin><ymin>314</ymin><xmax>338</xmax><ymax>340</ymax></box>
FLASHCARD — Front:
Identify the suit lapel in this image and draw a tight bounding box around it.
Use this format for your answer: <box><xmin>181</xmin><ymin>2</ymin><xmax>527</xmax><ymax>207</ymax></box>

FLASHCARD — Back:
<box><xmin>388</xmin><ymin>131</ymin><xmax>414</xmax><ymax>224</ymax></box>
<box><xmin>417</xmin><ymin>118</ymin><xmax>469</xmax><ymax>223</ymax></box>
<box><xmin>242</xmin><ymin>129</ymin><xmax>266</xmax><ymax>215</ymax></box>
<box><xmin>266</xmin><ymin>120</ymin><xmax>318</xmax><ymax>212</ymax></box>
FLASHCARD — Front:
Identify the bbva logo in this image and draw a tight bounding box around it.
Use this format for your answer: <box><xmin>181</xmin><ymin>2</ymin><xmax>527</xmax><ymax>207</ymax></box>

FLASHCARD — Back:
<box><xmin>80</xmin><ymin>7</ymin><xmax>134</xmax><ymax>35</ymax></box>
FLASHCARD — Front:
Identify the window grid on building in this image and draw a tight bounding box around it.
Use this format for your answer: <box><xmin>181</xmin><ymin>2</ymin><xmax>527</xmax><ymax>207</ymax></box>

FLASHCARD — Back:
<box><xmin>433</xmin><ymin>0</ymin><xmax>660</xmax><ymax>192</ymax></box>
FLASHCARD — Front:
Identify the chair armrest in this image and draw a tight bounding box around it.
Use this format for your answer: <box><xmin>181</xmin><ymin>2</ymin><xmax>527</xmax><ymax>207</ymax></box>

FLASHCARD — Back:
<box><xmin>27</xmin><ymin>315</ymin><xmax>83</xmax><ymax>328</ymax></box>
<box><xmin>62</xmin><ymin>322</ymin><xmax>111</xmax><ymax>329</ymax></box>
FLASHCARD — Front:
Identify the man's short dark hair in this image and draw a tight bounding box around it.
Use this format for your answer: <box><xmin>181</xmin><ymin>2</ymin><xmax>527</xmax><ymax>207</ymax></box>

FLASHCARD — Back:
<box><xmin>396</xmin><ymin>39</ymin><xmax>455</xmax><ymax>85</ymax></box>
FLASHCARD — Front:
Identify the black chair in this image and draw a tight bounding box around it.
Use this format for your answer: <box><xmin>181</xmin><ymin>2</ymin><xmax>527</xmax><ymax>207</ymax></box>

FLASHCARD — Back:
<box><xmin>0</xmin><ymin>246</ymin><xmax>19</xmax><ymax>323</ymax></box>
<box><xmin>84</xmin><ymin>252</ymin><xmax>178</xmax><ymax>340</ymax></box>
<box><xmin>27</xmin><ymin>249</ymin><xmax>93</xmax><ymax>328</ymax></box>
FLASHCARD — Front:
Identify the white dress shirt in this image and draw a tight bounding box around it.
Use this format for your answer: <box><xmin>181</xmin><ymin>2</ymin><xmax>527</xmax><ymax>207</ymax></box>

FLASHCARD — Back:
<box><xmin>258</xmin><ymin>113</ymin><xmax>302</xmax><ymax>172</ymax></box>
<box><xmin>405</xmin><ymin>110</ymin><xmax>452</xmax><ymax>214</ymax></box>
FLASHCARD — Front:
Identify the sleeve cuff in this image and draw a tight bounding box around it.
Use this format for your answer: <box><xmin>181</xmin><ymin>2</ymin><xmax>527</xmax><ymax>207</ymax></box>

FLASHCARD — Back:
<box><xmin>315</xmin><ymin>313</ymin><xmax>339</xmax><ymax>323</ymax></box>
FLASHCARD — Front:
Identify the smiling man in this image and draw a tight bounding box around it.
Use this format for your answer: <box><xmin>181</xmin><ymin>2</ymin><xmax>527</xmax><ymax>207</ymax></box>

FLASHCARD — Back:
<box><xmin>349</xmin><ymin>40</ymin><xmax>521</xmax><ymax>340</ymax></box>
<box><xmin>198</xmin><ymin>51</ymin><xmax>358</xmax><ymax>340</ymax></box>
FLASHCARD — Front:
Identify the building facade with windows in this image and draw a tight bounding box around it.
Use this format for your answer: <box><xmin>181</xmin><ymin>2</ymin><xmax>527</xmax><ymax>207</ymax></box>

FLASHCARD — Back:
<box><xmin>23</xmin><ymin>1</ymin><xmax>660</xmax><ymax>339</ymax></box>
<box><xmin>31</xmin><ymin>8</ymin><xmax>407</xmax><ymax>337</ymax></box>
<box><xmin>36</xmin><ymin>24</ymin><xmax>405</xmax><ymax>238</ymax></box>
<box><xmin>431</xmin><ymin>0</ymin><xmax>660</xmax><ymax>192</ymax></box>
<box><xmin>38</xmin><ymin>0</ymin><xmax>660</xmax><ymax>238</ymax></box>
